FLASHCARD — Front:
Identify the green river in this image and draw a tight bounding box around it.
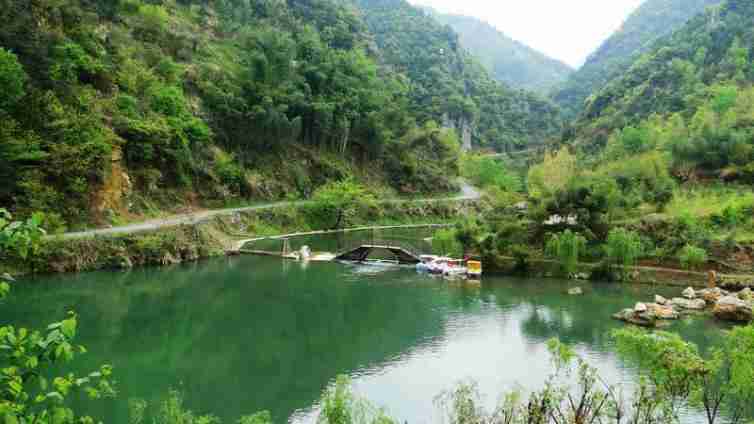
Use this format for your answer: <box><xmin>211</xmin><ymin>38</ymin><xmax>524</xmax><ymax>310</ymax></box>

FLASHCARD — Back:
<box><xmin>2</xmin><ymin>231</ymin><xmax>731</xmax><ymax>423</ymax></box>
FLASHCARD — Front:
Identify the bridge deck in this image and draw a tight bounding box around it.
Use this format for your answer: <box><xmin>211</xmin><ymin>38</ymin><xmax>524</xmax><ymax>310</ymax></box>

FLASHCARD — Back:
<box><xmin>334</xmin><ymin>244</ymin><xmax>422</xmax><ymax>264</ymax></box>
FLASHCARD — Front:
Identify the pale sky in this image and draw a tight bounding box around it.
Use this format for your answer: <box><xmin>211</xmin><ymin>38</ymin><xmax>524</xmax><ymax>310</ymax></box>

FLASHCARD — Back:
<box><xmin>408</xmin><ymin>0</ymin><xmax>646</xmax><ymax>68</ymax></box>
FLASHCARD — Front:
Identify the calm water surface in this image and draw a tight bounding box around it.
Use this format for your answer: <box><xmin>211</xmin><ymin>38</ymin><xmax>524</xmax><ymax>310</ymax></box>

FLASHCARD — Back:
<box><xmin>3</xmin><ymin>237</ymin><xmax>730</xmax><ymax>423</ymax></box>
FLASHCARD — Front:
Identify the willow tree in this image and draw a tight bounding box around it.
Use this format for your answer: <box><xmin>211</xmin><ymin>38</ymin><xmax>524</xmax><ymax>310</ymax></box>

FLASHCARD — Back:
<box><xmin>605</xmin><ymin>227</ymin><xmax>644</xmax><ymax>278</ymax></box>
<box><xmin>546</xmin><ymin>229</ymin><xmax>587</xmax><ymax>276</ymax></box>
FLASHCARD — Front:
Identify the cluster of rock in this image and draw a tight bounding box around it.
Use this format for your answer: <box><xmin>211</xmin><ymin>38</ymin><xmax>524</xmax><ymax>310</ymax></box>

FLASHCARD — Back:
<box><xmin>613</xmin><ymin>286</ymin><xmax>753</xmax><ymax>327</ymax></box>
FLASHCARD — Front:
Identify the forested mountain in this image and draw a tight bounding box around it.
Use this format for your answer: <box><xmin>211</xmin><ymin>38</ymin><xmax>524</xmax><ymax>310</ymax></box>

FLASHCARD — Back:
<box><xmin>353</xmin><ymin>0</ymin><xmax>563</xmax><ymax>152</ymax></box>
<box><xmin>427</xmin><ymin>10</ymin><xmax>573</xmax><ymax>93</ymax></box>
<box><xmin>0</xmin><ymin>0</ymin><xmax>561</xmax><ymax>228</ymax></box>
<box><xmin>553</xmin><ymin>0</ymin><xmax>721</xmax><ymax>119</ymax></box>
<box><xmin>568</xmin><ymin>0</ymin><xmax>754</xmax><ymax>181</ymax></box>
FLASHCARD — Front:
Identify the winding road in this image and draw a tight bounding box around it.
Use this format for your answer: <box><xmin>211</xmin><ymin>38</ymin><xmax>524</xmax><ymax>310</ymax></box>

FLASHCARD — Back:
<box><xmin>60</xmin><ymin>182</ymin><xmax>481</xmax><ymax>240</ymax></box>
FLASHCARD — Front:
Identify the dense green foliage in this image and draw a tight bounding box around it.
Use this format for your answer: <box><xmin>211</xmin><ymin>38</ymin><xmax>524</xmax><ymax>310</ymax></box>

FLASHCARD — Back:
<box><xmin>428</xmin><ymin>10</ymin><xmax>573</xmax><ymax>93</ymax></box>
<box><xmin>553</xmin><ymin>0</ymin><xmax>721</xmax><ymax>119</ymax></box>
<box><xmin>513</xmin><ymin>0</ymin><xmax>754</xmax><ymax>270</ymax></box>
<box><xmin>353</xmin><ymin>0</ymin><xmax>563</xmax><ymax>152</ymax></box>
<box><xmin>574</xmin><ymin>0</ymin><xmax>754</xmax><ymax>152</ymax></box>
<box><xmin>0</xmin><ymin>0</ymin><xmax>514</xmax><ymax>228</ymax></box>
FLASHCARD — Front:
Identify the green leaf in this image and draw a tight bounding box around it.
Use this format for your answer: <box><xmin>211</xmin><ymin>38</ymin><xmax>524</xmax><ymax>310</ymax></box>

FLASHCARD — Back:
<box><xmin>4</xmin><ymin>413</ymin><xmax>19</xmax><ymax>424</ymax></box>
<box><xmin>61</xmin><ymin>317</ymin><xmax>76</xmax><ymax>339</ymax></box>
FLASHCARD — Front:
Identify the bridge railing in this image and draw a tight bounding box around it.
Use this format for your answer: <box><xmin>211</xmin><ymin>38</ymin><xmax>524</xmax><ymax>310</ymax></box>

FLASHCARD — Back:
<box><xmin>334</xmin><ymin>239</ymin><xmax>426</xmax><ymax>259</ymax></box>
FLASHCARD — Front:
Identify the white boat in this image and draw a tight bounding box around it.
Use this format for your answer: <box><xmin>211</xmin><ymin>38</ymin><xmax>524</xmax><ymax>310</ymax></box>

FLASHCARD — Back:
<box><xmin>416</xmin><ymin>255</ymin><xmax>439</xmax><ymax>273</ymax></box>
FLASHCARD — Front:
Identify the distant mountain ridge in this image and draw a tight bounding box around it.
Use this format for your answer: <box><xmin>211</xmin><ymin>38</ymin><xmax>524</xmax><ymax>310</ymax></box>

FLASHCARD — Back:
<box><xmin>423</xmin><ymin>8</ymin><xmax>573</xmax><ymax>93</ymax></box>
<box><xmin>553</xmin><ymin>0</ymin><xmax>722</xmax><ymax>119</ymax></box>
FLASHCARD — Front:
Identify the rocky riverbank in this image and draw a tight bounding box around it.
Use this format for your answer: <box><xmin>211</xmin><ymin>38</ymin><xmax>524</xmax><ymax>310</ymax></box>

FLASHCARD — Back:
<box><xmin>613</xmin><ymin>286</ymin><xmax>753</xmax><ymax>327</ymax></box>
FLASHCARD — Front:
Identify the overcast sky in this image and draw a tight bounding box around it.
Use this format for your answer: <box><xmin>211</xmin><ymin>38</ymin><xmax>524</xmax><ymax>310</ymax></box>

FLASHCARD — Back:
<box><xmin>407</xmin><ymin>0</ymin><xmax>646</xmax><ymax>68</ymax></box>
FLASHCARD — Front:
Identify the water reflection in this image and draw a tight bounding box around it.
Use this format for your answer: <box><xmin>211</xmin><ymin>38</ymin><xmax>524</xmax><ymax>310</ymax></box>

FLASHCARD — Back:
<box><xmin>2</xmin><ymin>256</ymin><xmax>725</xmax><ymax>423</ymax></box>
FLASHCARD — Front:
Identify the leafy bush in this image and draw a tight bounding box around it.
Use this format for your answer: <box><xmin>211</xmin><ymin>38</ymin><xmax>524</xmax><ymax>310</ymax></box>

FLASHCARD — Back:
<box><xmin>527</xmin><ymin>147</ymin><xmax>577</xmax><ymax>199</ymax></box>
<box><xmin>0</xmin><ymin>209</ymin><xmax>46</xmax><ymax>260</ymax></box>
<box><xmin>318</xmin><ymin>375</ymin><xmax>396</xmax><ymax>424</ymax></box>
<box><xmin>462</xmin><ymin>155</ymin><xmax>521</xmax><ymax>192</ymax></box>
<box><xmin>432</xmin><ymin>228</ymin><xmax>463</xmax><ymax>257</ymax></box>
<box><xmin>678</xmin><ymin>244</ymin><xmax>707</xmax><ymax>270</ymax></box>
<box><xmin>305</xmin><ymin>180</ymin><xmax>375</xmax><ymax>230</ymax></box>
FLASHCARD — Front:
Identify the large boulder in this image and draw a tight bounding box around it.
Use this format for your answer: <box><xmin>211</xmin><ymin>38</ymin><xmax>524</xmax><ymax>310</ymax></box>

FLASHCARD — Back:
<box><xmin>738</xmin><ymin>287</ymin><xmax>753</xmax><ymax>301</ymax></box>
<box><xmin>655</xmin><ymin>295</ymin><xmax>668</xmax><ymax>305</ymax></box>
<box><xmin>614</xmin><ymin>303</ymin><xmax>679</xmax><ymax>327</ymax></box>
<box><xmin>613</xmin><ymin>309</ymin><xmax>657</xmax><ymax>327</ymax></box>
<box><xmin>568</xmin><ymin>287</ymin><xmax>583</xmax><ymax>295</ymax></box>
<box><xmin>648</xmin><ymin>303</ymin><xmax>680</xmax><ymax>320</ymax></box>
<box><xmin>682</xmin><ymin>287</ymin><xmax>696</xmax><ymax>299</ymax></box>
<box><xmin>713</xmin><ymin>296</ymin><xmax>753</xmax><ymax>323</ymax></box>
<box><xmin>672</xmin><ymin>297</ymin><xmax>706</xmax><ymax>310</ymax></box>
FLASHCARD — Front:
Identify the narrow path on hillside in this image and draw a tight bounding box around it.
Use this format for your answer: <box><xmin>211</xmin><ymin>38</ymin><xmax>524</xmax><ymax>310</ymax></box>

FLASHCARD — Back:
<box><xmin>59</xmin><ymin>181</ymin><xmax>481</xmax><ymax>240</ymax></box>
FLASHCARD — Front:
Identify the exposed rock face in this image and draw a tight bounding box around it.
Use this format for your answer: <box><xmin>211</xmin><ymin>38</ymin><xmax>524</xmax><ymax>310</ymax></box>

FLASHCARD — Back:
<box><xmin>655</xmin><ymin>295</ymin><xmax>668</xmax><ymax>305</ymax></box>
<box><xmin>634</xmin><ymin>302</ymin><xmax>648</xmax><ymax>313</ymax></box>
<box><xmin>92</xmin><ymin>146</ymin><xmax>132</xmax><ymax>222</ymax></box>
<box><xmin>682</xmin><ymin>287</ymin><xmax>696</xmax><ymax>299</ymax></box>
<box><xmin>442</xmin><ymin>113</ymin><xmax>473</xmax><ymax>151</ymax></box>
<box><xmin>714</xmin><ymin>296</ymin><xmax>753</xmax><ymax>322</ymax></box>
<box><xmin>671</xmin><ymin>297</ymin><xmax>706</xmax><ymax>310</ymax></box>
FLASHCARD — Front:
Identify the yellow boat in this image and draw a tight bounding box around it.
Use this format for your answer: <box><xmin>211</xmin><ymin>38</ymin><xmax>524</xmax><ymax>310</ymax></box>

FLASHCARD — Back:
<box><xmin>466</xmin><ymin>260</ymin><xmax>482</xmax><ymax>278</ymax></box>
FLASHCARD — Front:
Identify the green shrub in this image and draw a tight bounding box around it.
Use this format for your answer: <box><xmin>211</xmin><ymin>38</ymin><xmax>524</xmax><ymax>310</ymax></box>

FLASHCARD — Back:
<box><xmin>318</xmin><ymin>375</ymin><xmax>396</xmax><ymax>424</ymax></box>
<box><xmin>49</xmin><ymin>42</ymin><xmax>105</xmax><ymax>83</ymax></box>
<box><xmin>679</xmin><ymin>244</ymin><xmax>707</xmax><ymax>270</ymax></box>
<box><xmin>150</xmin><ymin>85</ymin><xmax>189</xmax><ymax>117</ymax></box>
<box><xmin>0</xmin><ymin>48</ymin><xmax>27</xmax><ymax>111</ymax></box>
<box><xmin>432</xmin><ymin>228</ymin><xmax>463</xmax><ymax>257</ymax></box>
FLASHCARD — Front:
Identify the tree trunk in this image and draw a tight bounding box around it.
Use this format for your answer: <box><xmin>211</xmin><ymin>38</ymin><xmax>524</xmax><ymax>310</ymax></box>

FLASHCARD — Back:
<box><xmin>340</xmin><ymin>121</ymin><xmax>350</xmax><ymax>156</ymax></box>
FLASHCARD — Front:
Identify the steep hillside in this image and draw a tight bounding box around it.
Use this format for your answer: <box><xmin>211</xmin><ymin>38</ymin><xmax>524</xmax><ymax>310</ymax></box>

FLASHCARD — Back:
<box><xmin>0</xmin><ymin>0</ymin><xmax>566</xmax><ymax>229</ymax></box>
<box><xmin>353</xmin><ymin>0</ymin><xmax>564</xmax><ymax>152</ymax></box>
<box><xmin>574</xmin><ymin>0</ymin><xmax>753</xmax><ymax>145</ymax></box>
<box><xmin>549</xmin><ymin>0</ymin><xmax>754</xmax><ymax>217</ymax></box>
<box><xmin>429</xmin><ymin>10</ymin><xmax>573</xmax><ymax>93</ymax></box>
<box><xmin>553</xmin><ymin>0</ymin><xmax>721</xmax><ymax>119</ymax></box>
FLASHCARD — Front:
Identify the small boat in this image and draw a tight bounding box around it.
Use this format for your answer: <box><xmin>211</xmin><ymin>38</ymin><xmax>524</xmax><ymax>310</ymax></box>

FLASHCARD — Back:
<box><xmin>466</xmin><ymin>260</ymin><xmax>482</xmax><ymax>279</ymax></box>
<box><xmin>441</xmin><ymin>259</ymin><xmax>468</xmax><ymax>277</ymax></box>
<box><xmin>416</xmin><ymin>255</ymin><xmax>439</xmax><ymax>273</ymax></box>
